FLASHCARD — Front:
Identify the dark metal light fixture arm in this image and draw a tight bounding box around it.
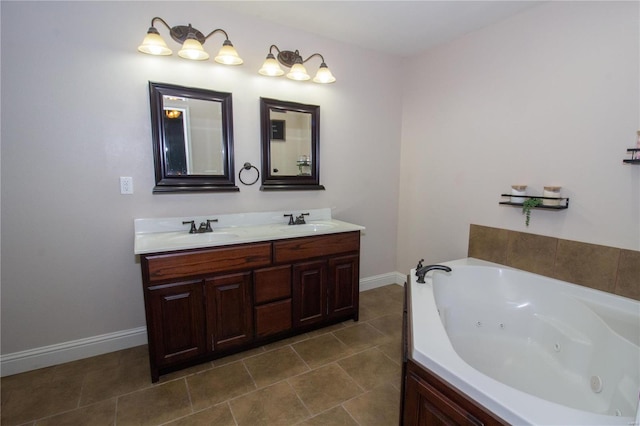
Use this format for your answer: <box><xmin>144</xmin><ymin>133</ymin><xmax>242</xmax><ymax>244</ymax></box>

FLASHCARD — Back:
<box><xmin>302</xmin><ymin>52</ymin><xmax>326</xmax><ymax>64</ymax></box>
<box><xmin>150</xmin><ymin>17</ymin><xmax>172</xmax><ymax>32</ymax></box>
<box><xmin>268</xmin><ymin>45</ymin><xmax>281</xmax><ymax>55</ymax></box>
<box><xmin>203</xmin><ymin>28</ymin><xmax>230</xmax><ymax>42</ymax></box>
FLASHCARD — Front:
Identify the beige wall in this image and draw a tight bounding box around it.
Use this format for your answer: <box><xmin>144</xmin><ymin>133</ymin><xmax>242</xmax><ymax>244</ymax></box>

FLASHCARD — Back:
<box><xmin>2</xmin><ymin>0</ymin><xmax>638</xmax><ymax>369</ymax></box>
<box><xmin>1</xmin><ymin>2</ymin><xmax>402</xmax><ymax>356</ymax></box>
<box><xmin>397</xmin><ymin>1</ymin><xmax>640</xmax><ymax>274</ymax></box>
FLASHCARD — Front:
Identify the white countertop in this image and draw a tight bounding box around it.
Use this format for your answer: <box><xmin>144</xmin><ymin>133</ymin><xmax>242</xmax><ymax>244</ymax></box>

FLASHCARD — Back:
<box><xmin>134</xmin><ymin>208</ymin><xmax>365</xmax><ymax>255</ymax></box>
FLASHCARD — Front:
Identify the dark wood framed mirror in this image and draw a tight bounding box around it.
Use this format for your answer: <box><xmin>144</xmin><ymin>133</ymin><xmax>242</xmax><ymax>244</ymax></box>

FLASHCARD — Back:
<box><xmin>149</xmin><ymin>82</ymin><xmax>238</xmax><ymax>193</ymax></box>
<box><xmin>260</xmin><ymin>97</ymin><xmax>325</xmax><ymax>191</ymax></box>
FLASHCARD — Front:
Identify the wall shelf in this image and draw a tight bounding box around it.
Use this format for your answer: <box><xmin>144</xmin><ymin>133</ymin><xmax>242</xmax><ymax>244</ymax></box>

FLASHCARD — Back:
<box><xmin>623</xmin><ymin>149</ymin><xmax>640</xmax><ymax>164</ymax></box>
<box><xmin>499</xmin><ymin>194</ymin><xmax>569</xmax><ymax>210</ymax></box>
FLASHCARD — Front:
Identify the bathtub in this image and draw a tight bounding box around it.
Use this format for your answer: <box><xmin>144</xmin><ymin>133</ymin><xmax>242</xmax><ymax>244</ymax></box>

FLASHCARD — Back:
<box><xmin>408</xmin><ymin>257</ymin><xmax>640</xmax><ymax>425</ymax></box>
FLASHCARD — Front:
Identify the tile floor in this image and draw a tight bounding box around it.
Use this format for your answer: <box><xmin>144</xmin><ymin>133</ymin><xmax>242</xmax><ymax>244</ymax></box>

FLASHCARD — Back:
<box><xmin>1</xmin><ymin>284</ymin><xmax>404</xmax><ymax>426</ymax></box>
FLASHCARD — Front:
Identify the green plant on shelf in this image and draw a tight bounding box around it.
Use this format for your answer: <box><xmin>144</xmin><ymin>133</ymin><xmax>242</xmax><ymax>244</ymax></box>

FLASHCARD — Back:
<box><xmin>522</xmin><ymin>198</ymin><xmax>542</xmax><ymax>227</ymax></box>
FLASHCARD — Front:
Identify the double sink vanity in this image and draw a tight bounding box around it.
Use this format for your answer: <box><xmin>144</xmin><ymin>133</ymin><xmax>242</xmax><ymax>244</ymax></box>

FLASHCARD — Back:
<box><xmin>135</xmin><ymin>208</ymin><xmax>364</xmax><ymax>382</ymax></box>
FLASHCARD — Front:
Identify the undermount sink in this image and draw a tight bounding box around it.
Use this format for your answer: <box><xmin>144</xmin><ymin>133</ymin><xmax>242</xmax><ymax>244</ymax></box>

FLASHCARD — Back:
<box><xmin>164</xmin><ymin>232</ymin><xmax>240</xmax><ymax>243</ymax></box>
<box><xmin>279</xmin><ymin>223</ymin><xmax>336</xmax><ymax>232</ymax></box>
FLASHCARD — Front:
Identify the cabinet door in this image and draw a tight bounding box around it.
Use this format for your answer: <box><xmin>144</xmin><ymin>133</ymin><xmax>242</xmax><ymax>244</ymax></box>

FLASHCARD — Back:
<box><xmin>292</xmin><ymin>260</ymin><xmax>327</xmax><ymax>327</ymax></box>
<box><xmin>404</xmin><ymin>372</ymin><xmax>484</xmax><ymax>426</ymax></box>
<box><xmin>328</xmin><ymin>254</ymin><xmax>359</xmax><ymax>319</ymax></box>
<box><xmin>206</xmin><ymin>272</ymin><xmax>253</xmax><ymax>352</ymax></box>
<box><xmin>147</xmin><ymin>280</ymin><xmax>206</xmax><ymax>368</ymax></box>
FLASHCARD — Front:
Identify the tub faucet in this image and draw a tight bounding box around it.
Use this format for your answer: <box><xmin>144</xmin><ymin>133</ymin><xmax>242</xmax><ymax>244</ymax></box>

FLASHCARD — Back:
<box><xmin>415</xmin><ymin>263</ymin><xmax>452</xmax><ymax>283</ymax></box>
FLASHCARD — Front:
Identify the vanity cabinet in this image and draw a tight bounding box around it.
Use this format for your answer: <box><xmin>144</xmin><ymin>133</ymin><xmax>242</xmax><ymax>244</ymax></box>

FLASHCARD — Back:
<box><xmin>140</xmin><ymin>231</ymin><xmax>360</xmax><ymax>382</ymax></box>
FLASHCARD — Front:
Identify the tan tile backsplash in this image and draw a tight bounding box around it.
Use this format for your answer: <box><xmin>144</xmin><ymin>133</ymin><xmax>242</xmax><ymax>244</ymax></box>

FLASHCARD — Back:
<box><xmin>467</xmin><ymin>225</ymin><xmax>509</xmax><ymax>265</ymax></box>
<box><xmin>554</xmin><ymin>239</ymin><xmax>619</xmax><ymax>294</ymax></box>
<box><xmin>617</xmin><ymin>250</ymin><xmax>640</xmax><ymax>300</ymax></box>
<box><xmin>468</xmin><ymin>224</ymin><xmax>640</xmax><ymax>301</ymax></box>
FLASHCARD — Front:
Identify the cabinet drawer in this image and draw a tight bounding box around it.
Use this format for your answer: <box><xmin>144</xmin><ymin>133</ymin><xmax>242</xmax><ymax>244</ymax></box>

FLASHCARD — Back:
<box><xmin>254</xmin><ymin>265</ymin><xmax>292</xmax><ymax>304</ymax></box>
<box><xmin>255</xmin><ymin>299</ymin><xmax>292</xmax><ymax>338</ymax></box>
<box><xmin>143</xmin><ymin>243</ymin><xmax>272</xmax><ymax>283</ymax></box>
<box><xmin>273</xmin><ymin>232</ymin><xmax>360</xmax><ymax>263</ymax></box>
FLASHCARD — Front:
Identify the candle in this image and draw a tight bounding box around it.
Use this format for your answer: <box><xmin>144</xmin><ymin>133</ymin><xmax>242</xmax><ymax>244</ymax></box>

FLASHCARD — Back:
<box><xmin>511</xmin><ymin>185</ymin><xmax>527</xmax><ymax>203</ymax></box>
<box><xmin>543</xmin><ymin>186</ymin><xmax>561</xmax><ymax>206</ymax></box>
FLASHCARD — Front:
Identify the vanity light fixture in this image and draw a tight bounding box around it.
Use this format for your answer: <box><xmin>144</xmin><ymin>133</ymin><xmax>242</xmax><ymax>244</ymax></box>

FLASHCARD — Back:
<box><xmin>165</xmin><ymin>110</ymin><xmax>182</xmax><ymax>119</ymax></box>
<box><xmin>258</xmin><ymin>45</ymin><xmax>335</xmax><ymax>83</ymax></box>
<box><xmin>138</xmin><ymin>17</ymin><xmax>243</xmax><ymax>65</ymax></box>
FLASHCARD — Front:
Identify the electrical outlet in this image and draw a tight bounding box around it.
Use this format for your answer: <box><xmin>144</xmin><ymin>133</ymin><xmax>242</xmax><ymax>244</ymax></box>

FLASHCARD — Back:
<box><xmin>120</xmin><ymin>177</ymin><xmax>133</xmax><ymax>194</ymax></box>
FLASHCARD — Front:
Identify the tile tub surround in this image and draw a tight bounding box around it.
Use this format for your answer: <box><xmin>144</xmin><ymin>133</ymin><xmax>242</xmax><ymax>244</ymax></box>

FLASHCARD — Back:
<box><xmin>0</xmin><ymin>284</ymin><xmax>403</xmax><ymax>426</ymax></box>
<box><xmin>468</xmin><ymin>224</ymin><xmax>640</xmax><ymax>301</ymax></box>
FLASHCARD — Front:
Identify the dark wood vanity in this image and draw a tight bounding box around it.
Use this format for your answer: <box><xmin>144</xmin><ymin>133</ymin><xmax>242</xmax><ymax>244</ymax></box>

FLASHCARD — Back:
<box><xmin>401</xmin><ymin>279</ymin><xmax>508</xmax><ymax>425</ymax></box>
<box><xmin>140</xmin><ymin>231</ymin><xmax>360</xmax><ymax>382</ymax></box>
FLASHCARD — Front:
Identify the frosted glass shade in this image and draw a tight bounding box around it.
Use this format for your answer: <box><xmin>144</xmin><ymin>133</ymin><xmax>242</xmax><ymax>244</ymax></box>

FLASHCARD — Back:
<box><xmin>258</xmin><ymin>55</ymin><xmax>284</xmax><ymax>76</ymax></box>
<box><xmin>178</xmin><ymin>38</ymin><xmax>209</xmax><ymax>60</ymax></box>
<box><xmin>214</xmin><ymin>41</ymin><xmax>243</xmax><ymax>65</ymax></box>
<box><xmin>138</xmin><ymin>30</ymin><xmax>172</xmax><ymax>56</ymax></box>
<box><xmin>287</xmin><ymin>62</ymin><xmax>310</xmax><ymax>81</ymax></box>
<box><xmin>312</xmin><ymin>63</ymin><xmax>336</xmax><ymax>83</ymax></box>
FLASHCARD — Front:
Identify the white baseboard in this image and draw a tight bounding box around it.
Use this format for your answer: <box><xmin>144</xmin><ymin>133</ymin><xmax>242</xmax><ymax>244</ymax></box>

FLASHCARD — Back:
<box><xmin>360</xmin><ymin>271</ymin><xmax>406</xmax><ymax>291</ymax></box>
<box><xmin>1</xmin><ymin>273</ymin><xmax>406</xmax><ymax>377</ymax></box>
<box><xmin>0</xmin><ymin>327</ymin><xmax>148</xmax><ymax>377</ymax></box>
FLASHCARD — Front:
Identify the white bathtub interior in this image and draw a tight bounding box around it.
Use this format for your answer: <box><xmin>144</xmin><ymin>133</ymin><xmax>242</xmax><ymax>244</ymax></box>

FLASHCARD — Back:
<box><xmin>412</xmin><ymin>258</ymin><xmax>640</xmax><ymax>424</ymax></box>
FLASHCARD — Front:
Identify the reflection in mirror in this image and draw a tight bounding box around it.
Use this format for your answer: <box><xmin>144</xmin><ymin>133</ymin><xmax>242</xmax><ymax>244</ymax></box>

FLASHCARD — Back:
<box><xmin>149</xmin><ymin>82</ymin><xmax>238</xmax><ymax>193</ymax></box>
<box><xmin>162</xmin><ymin>97</ymin><xmax>224</xmax><ymax>175</ymax></box>
<box><xmin>260</xmin><ymin>98</ymin><xmax>324</xmax><ymax>191</ymax></box>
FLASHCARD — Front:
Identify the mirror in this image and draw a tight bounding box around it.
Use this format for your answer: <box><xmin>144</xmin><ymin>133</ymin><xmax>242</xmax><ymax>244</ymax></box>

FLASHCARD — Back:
<box><xmin>149</xmin><ymin>82</ymin><xmax>238</xmax><ymax>193</ymax></box>
<box><xmin>260</xmin><ymin>97</ymin><xmax>324</xmax><ymax>191</ymax></box>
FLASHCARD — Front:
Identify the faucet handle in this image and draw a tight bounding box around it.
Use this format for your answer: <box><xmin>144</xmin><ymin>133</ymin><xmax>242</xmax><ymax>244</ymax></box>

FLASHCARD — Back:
<box><xmin>416</xmin><ymin>259</ymin><xmax>424</xmax><ymax>272</ymax></box>
<box><xmin>205</xmin><ymin>219</ymin><xmax>218</xmax><ymax>232</ymax></box>
<box><xmin>182</xmin><ymin>220</ymin><xmax>196</xmax><ymax>234</ymax></box>
<box><xmin>295</xmin><ymin>213</ymin><xmax>310</xmax><ymax>224</ymax></box>
<box><xmin>284</xmin><ymin>214</ymin><xmax>294</xmax><ymax>225</ymax></box>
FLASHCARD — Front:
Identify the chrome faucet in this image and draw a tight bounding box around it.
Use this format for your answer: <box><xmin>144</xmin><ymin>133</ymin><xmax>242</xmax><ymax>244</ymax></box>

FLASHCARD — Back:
<box><xmin>415</xmin><ymin>259</ymin><xmax>452</xmax><ymax>283</ymax></box>
<box><xmin>183</xmin><ymin>219</ymin><xmax>218</xmax><ymax>234</ymax></box>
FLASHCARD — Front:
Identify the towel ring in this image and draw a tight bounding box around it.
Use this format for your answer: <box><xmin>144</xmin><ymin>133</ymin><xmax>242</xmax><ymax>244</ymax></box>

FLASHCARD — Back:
<box><xmin>239</xmin><ymin>162</ymin><xmax>260</xmax><ymax>185</ymax></box>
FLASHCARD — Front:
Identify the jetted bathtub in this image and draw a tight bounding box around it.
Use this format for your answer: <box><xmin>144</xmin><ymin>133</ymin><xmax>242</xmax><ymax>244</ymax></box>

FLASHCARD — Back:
<box><xmin>408</xmin><ymin>257</ymin><xmax>640</xmax><ymax>425</ymax></box>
